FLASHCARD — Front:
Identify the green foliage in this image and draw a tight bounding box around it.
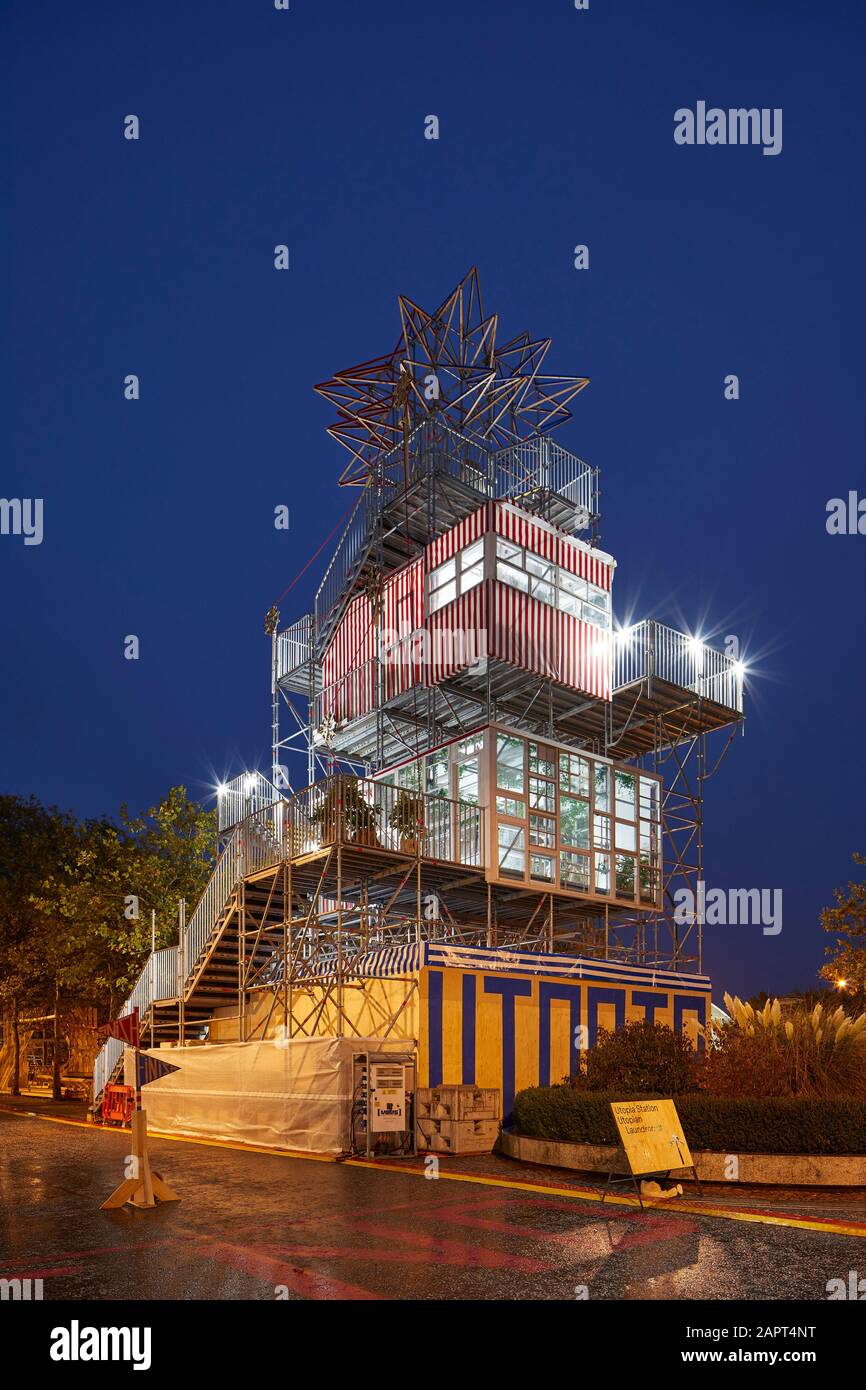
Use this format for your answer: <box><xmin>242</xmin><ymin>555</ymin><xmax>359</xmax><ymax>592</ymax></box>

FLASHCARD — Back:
<box><xmin>0</xmin><ymin>787</ymin><xmax>215</xmax><ymax>1016</ymax></box>
<box><xmin>388</xmin><ymin>788</ymin><xmax>424</xmax><ymax>838</ymax></box>
<box><xmin>0</xmin><ymin>795</ymin><xmax>77</xmax><ymax>1010</ymax></box>
<box><xmin>819</xmin><ymin>851</ymin><xmax>866</xmax><ymax>996</ymax></box>
<box><xmin>312</xmin><ymin>777</ymin><xmax>379</xmax><ymax>837</ymax></box>
<box><xmin>706</xmin><ymin>994</ymin><xmax>866</xmax><ymax>1099</ymax></box>
<box><xmin>569</xmin><ymin>1020</ymin><xmax>698</xmax><ymax>1095</ymax></box>
<box><xmin>512</xmin><ymin>1087</ymin><xmax>866</xmax><ymax>1155</ymax></box>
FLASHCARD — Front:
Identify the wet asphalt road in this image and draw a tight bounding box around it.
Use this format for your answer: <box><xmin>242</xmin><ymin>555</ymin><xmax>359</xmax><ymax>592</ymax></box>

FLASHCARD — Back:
<box><xmin>1</xmin><ymin>1104</ymin><xmax>864</xmax><ymax>1301</ymax></box>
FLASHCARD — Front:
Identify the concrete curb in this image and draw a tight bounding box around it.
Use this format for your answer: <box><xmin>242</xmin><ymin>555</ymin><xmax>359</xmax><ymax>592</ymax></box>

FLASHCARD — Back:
<box><xmin>500</xmin><ymin>1129</ymin><xmax>866</xmax><ymax>1187</ymax></box>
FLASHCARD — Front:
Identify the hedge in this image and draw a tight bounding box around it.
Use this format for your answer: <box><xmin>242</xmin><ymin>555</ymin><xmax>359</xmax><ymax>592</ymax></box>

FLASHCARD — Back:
<box><xmin>512</xmin><ymin>1087</ymin><xmax>866</xmax><ymax>1155</ymax></box>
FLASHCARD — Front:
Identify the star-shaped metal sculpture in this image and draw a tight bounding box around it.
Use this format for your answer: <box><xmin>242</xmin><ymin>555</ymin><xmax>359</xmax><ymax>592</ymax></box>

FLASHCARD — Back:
<box><xmin>315</xmin><ymin>267</ymin><xmax>589</xmax><ymax>486</ymax></box>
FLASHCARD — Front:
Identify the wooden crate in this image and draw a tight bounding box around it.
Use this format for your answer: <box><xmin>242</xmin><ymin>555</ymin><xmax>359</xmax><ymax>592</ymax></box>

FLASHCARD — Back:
<box><xmin>416</xmin><ymin>1116</ymin><xmax>499</xmax><ymax>1155</ymax></box>
<box><xmin>416</xmin><ymin>1086</ymin><xmax>500</xmax><ymax>1122</ymax></box>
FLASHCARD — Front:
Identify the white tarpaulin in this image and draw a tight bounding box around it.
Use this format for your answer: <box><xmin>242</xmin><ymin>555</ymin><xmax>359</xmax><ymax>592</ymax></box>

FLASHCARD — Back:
<box><xmin>133</xmin><ymin>1037</ymin><xmax>412</xmax><ymax>1154</ymax></box>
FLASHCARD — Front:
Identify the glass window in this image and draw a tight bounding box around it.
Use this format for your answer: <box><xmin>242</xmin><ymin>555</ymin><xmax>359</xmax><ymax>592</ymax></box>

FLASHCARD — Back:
<box><xmin>496</xmin><ymin>795</ymin><xmax>525</xmax><ymax>819</ymax></box>
<box><xmin>530</xmin><ymin>577</ymin><xmax>555</xmax><ymax>605</ymax></box>
<box><xmin>615</xmin><ymin>771</ymin><xmax>636</xmax><ymax>820</ymax></box>
<box><xmin>526</xmin><ymin>553</ymin><xmax>554</xmax><ymax>581</ymax></box>
<box><xmin>593</xmin><ymin>813</ymin><xmax>611</xmax><ymax>849</ymax></box>
<box><xmin>640</xmin><ymin>777</ymin><xmax>660</xmax><ymax>822</ymax></box>
<box><xmin>496</xmin><ymin>735</ymin><xmax>524</xmax><ymax>793</ymax></box>
<box><xmin>458</xmin><ymin>734</ymin><xmax>484</xmax><ymax>758</ymax></box>
<box><xmin>529</xmin><ymin>814</ymin><xmax>556</xmax><ymax>849</ymax></box>
<box><xmin>586</xmin><ymin>584</ymin><xmax>611</xmax><ymax>612</ymax></box>
<box><xmin>426</xmin><ymin>749</ymin><xmax>449</xmax><ymax>798</ymax></box>
<box><xmin>595</xmin><ymin>852</ymin><xmax>610</xmax><ymax>895</ymax></box>
<box><xmin>429</xmin><ymin>581</ymin><xmax>456</xmax><ymax>613</ymax></box>
<box><xmin>496</xmin><ymin>538</ymin><xmax>521</xmax><ymax>563</ymax></box>
<box><xmin>462</xmin><ymin>562</ymin><xmax>483</xmax><ymax>591</ymax></box>
<box><xmin>640</xmin><ymin>859</ymin><xmax>659</xmax><ymax>904</ymax></box>
<box><xmin>583</xmin><ymin>604</ymin><xmax>607</xmax><ymax>629</ymax></box>
<box><xmin>594</xmin><ymin>764</ymin><xmax>610</xmax><ymax>811</ymax></box>
<box><xmin>496</xmin><ymin>561</ymin><xmax>528</xmax><ymax>592</ymax></box>
<box><xmin>530</xmin><ymin>853</ymin><xmax>554</xmax><ymax>883</ymax></box>
<box><xmin>639</xmin><ymin>821</ymin><xmax>658</xmax><ymax>857</ymax></box>
<box><xmin>615</xmin><ymin>854</ymin><xmax>636</xmax><ymax>897</ymax></box>
<box><xmin>528</xmin><ymin>776</ymin><xmax>555</xmax><ymax>812</ymax></box>
<box><xmin>498</xmin><ymin>823</ymin><xmax>525</xmax><ymax>878</ymax></box>
<box><xmin>560</xmin><ymin>795</ymin><xmax>590</xmax><ymax>848</ymax></box>
<box><xmin>430</xmin><ymin>558</ymin><xmax>456</xmax><ymax>589</ymax></box>
<box><xmin>561</xmin><ymin>851</ymin><xmax>590</xmax><ymax>891</ymax></box>
<box><xmin>616</xmin><ymin>821</ymin><xmax>636</xmax><ymax>853</ymax></box>
<box><xmin>458</xmin><ymin>758</ymin><xmax>479</xmax><ymax>804</ymax></box>
<box><xmin>529</xmin><ymin>743</ymin><xmax>555</xmax><ymax>777</ymax></box>
<box><xmin>559</xmin><ymin>570</ymin><xmax>586</xmax><ymax>599</ymax></box>
<box><xmin>463</xmin><ymin>538</ymin><xmax>484</xmax><ymax>568</ymax></box>
<box><xmin>397</xmin><ymin>760</ymin><xmax>421</xmax><ymax>791</ymax></box>
<box><xmin>560</xmin><ymin>753</ymin><xmax>590</xmax><ymax>797</ymax></box>
<box><xmin>557</xmin><ymin>590</ymin><xmax>580</xmax><ymax>617</ymax></box>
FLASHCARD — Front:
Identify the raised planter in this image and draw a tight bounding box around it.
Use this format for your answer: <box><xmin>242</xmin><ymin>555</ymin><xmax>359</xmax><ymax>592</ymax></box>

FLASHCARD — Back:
<box><xmin>500</xmin><ymin>1129</ymin><xmax>866</xmax><ymax>1187</ymax></box>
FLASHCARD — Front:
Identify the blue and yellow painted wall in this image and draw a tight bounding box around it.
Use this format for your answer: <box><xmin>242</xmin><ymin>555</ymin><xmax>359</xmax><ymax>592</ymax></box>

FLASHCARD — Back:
<box><xmin>261</xmin><ymin>942</ymin><xmax>710</xmax><ymax>1123</ymax></box>
<box><xmin>417</xmin><ymin>945</ymin><xmax>710</xmax><ymax>1121</ymax></box>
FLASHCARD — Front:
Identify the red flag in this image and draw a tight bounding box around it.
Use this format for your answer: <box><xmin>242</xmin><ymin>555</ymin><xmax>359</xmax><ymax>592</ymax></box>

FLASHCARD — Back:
<box><xmin>97</xmin><ymin>1007</ymin><xmax>140</xmax><ymax>1047</ymax></box>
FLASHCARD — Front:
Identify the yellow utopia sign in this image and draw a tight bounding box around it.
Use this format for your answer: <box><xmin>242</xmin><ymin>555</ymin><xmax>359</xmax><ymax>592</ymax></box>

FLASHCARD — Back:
<box><xmin>610</xmin><ymin>1099</ymin><xmax>693</xmax><ymax>1177</ymax></box>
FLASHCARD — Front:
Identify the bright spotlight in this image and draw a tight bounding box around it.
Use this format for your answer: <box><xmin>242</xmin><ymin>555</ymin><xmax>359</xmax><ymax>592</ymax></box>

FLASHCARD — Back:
<box><xmin>733</xmin><ymin>660</ymin><xmax>746</xmax><ymax>680</ymax></box>
<box><xmin>688</xmin><ymin>635</ymin><xmax>704</xmax><ymax>659</ymax></box>
<box><xmin>216</xmin><ymin>783</ymin><xmax>228</xmax><ymax>798</ymax></box>
<box><xmin>245</xmin><ymin>774</ymin><xmax>256</xmax><ymax>794</ymax></box>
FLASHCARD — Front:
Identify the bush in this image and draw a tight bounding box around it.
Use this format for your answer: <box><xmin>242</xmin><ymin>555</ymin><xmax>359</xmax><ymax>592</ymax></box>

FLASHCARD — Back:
<box><xmin>570</xmin><ymin>1020</ymin><xmax>698</xmax><ymax>1094</ymax></box>
<box><xmin>703</xmin><ymin>994</ymin><xmax>866</xmax><ymax>1100</ymax></box>
<box><xmin>512</xmin><ymin>1086</ymin><xmax>866</xmax><ymax>1155</ymax></box>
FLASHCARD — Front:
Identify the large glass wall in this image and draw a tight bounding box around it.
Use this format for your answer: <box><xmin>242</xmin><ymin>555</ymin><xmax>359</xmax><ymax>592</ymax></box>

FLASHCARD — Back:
<box><xmin>376</xmin><ymin>725</ymin><xmax>661</xmax><ymax>908</ymax></box>
<box><xmin>493</xmin><ymin>731</ymin><xmax>660</xmax><ymax>907</ymax></box>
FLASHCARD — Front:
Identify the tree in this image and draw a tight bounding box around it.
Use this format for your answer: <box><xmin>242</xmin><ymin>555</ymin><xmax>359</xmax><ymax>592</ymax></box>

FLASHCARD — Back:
<box><xmin>2</xmin><ymin>786</ymin><xmax>216</xmax><ymax>1098</ymax></box>
<box><xmin>0</xmin><ymin>796</ymin><xmax>75</xmax><ymax>1095</ymax></box>
<box><xmin>43</xmin><ymin>786</ymin><xmax>216</xmax><ymax>1015</ymax></box>
<box><xmin>820</xmin><ymin>852</ymin><xmax>866</xmax><ymax>1000</ymax></box>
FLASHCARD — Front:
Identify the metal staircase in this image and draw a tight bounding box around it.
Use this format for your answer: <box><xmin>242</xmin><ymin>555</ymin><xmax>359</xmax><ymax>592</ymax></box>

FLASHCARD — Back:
<box><xmin>91</xmin><ymin>810</ymin><xmax>286</xmax><ymax>1105</ymax></box>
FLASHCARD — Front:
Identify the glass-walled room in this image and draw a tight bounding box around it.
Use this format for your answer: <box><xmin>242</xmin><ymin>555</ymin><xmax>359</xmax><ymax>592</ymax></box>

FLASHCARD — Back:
<box><xmin>375</xmin><ymin>724</ymin><xmax>661</xmax><ymax>909</ymax></box>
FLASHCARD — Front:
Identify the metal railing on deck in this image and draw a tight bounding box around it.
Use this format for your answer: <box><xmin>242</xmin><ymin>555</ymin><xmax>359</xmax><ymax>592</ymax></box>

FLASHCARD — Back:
<box><xmin>93</xmin><ymin>775</ymin><xmax>484</xmax><ymax>1101</ymax></box>
<box><xmin>282</xmin><ymin>775</ymin><xmax>485</xmax><ymax>869</ymax></box>
<box><xmin>286</xmin><ymin>778</ymin><xmax>483</xmax><ymax>861</ymax></box>
<box><xmin>92</xmin><ymin>826</ymin><xmax>246</xmax><ymax>1102</ymax></box>
<box><xmin>313</xmin><ymin>421</ymin><xmax>598</xmax><ymax>647</ymax></box>
<box><xmin>613</xmin><ymin>620</ymin><xmax>743</xmax><ymax>713</ymax></box>
<box><xmin>275</xmin><ymin>614</ymin><xmax>314</xmax><ymax>682</ymax></box>
<box><xmin>493</xmin><ymin>437</ymin><xmax>598</xmax><ymax>525</ymax></box>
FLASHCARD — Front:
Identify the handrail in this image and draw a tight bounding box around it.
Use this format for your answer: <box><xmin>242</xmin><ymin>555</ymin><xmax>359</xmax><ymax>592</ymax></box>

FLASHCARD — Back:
<box><xmin>92</xmin><ymin>826</ymin><xmax>247</xmax><ymax>1103</ymax></box>
<box><xmin>312</xmin><ymin>420</ymin><xmax>597</xmax><ymax>649</ymax></box>
<box><xmin>281</xmin><ymin>775</ymin><xmax>485</xmax><ymax>869</ymax></box>
<box><xmin>613</xmin><ymin>619</ymin><xmax>743</xmax><ymax>713</ymax></box>
<box><xmin>93</xmin><ymin>776</ymin><xmax>486</xmax><ymax>1102</ymax></box>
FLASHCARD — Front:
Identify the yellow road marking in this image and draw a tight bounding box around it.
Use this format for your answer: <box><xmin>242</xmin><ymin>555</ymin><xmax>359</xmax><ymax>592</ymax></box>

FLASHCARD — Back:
<box><xmin>6</xmin><ymin>1106</ymin><xmax>866</xmax><ymax>1238</ymax></box>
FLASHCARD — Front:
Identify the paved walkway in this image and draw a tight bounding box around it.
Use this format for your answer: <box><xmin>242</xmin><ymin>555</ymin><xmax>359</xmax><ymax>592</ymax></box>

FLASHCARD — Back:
<box><xmin>1</xmin><ymin>1095</ymin><xmax>864</xmax><ymax>1300</ymax></box>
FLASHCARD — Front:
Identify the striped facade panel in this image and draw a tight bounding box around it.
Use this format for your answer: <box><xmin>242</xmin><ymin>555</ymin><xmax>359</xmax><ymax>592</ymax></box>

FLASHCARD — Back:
<box><xmin>489</xmin><ymin>582</ymin><xmax>611</xmax><ymax>700</ymax></box>
<box><xmin>425</xmin><ymin>503</ymin><xmax>491</xmax><ymax>571</ymax></box>
<box><xmin>323</xmin><ymin>559</ymin><xmax>426</xmax><ymax>718</ymax></box>
<box><xmin>381</xmin><ymin>557</ymin><xmax>425</xmax><ymax>703</ymax></box>
<box><xmin>425</xmin><ymin>581</ymin><xmax>488</xmax><ymax>685</ymax></box>
<box><xmin>495</xmin><ymin>501</ymin><xmax>612</xmax><ymax>591</ymax></box>
<box><xmin>322</xmin><ymin>591</ymin><xmax>376</xmax><ymax>722</ymax></box>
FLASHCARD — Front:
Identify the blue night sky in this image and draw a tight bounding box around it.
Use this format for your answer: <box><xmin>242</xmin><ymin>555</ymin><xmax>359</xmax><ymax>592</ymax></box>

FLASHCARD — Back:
<box><xmin>3</xmin><ymin>1</ymin><xmax>864</xmax><ymax>1001</ymax></box>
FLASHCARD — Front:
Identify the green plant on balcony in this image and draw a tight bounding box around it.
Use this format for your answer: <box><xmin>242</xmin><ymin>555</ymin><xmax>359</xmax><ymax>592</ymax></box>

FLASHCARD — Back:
<box><xmin>311</xmin><ymin>777</ymin><xmax>380</xmax><ymax>848</ymax></box>
<box><xmin>388</xmin><ymin>788</ymin><xmax>425</xmax><ymax>855</ymax></box>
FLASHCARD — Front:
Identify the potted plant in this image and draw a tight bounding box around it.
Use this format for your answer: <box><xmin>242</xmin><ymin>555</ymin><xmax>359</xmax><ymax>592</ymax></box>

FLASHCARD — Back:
<box><xmin>389</xmin><ymin>787</ymin><xmax>425</xmax><ymax>855</ymax></box>
<box><xmin>310</xmin><ymin>777</ymin><xmax>380</xmax><ymax>848</ymax></box>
